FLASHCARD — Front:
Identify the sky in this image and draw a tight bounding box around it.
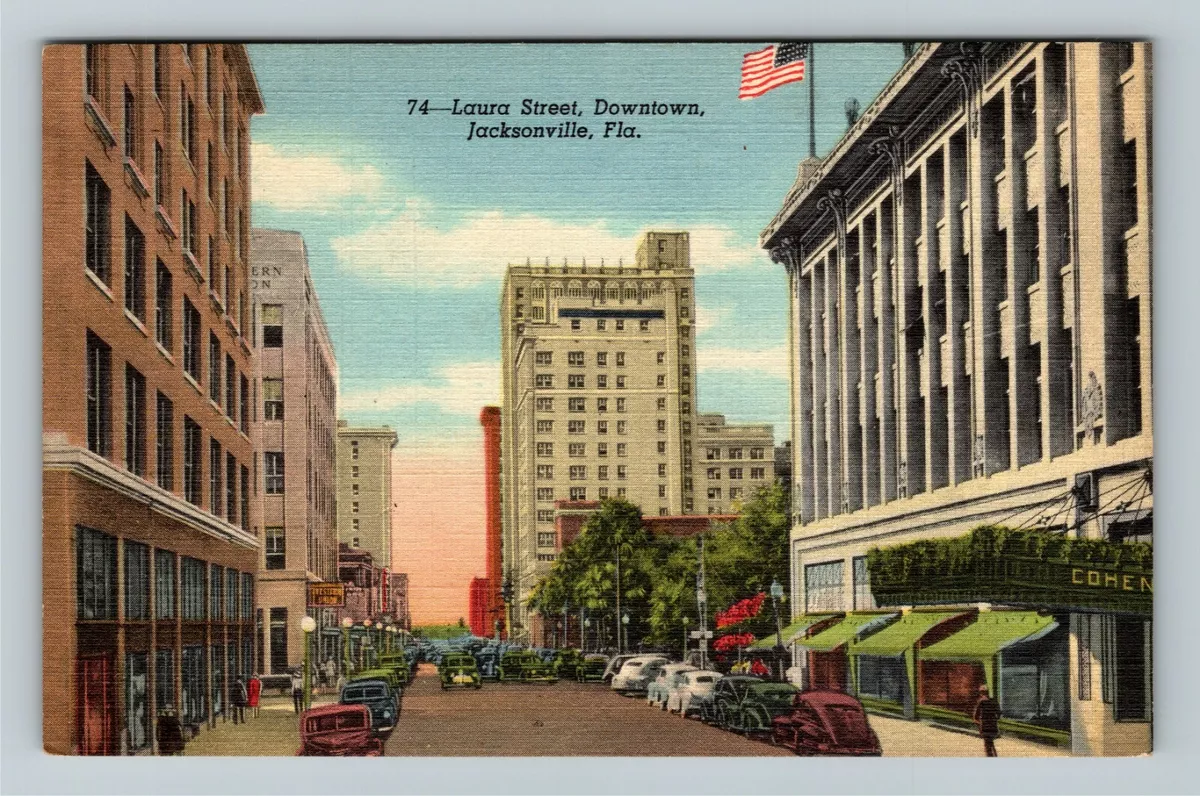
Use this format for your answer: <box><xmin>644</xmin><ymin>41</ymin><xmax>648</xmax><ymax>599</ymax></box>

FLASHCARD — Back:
<box><xmin>245</xmin><ymin>43</ymin><xmax>906</xmax><ymax>623</ymax></box>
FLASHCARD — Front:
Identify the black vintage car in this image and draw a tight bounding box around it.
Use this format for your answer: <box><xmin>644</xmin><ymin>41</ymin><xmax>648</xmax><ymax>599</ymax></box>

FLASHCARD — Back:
<box><xmin>698</xmin><ymin>675</ymin><xmax>762</xmax><ymax>725</ymax></box>
<box><xmin>497</xmin><ymin>650</ymin><xmax>557</xmax><ymax>683</ymax></box>
<box><xmin>339</xmin><ymin>678</ymin><xmax>400</xmax><ymax>734</ymax></box>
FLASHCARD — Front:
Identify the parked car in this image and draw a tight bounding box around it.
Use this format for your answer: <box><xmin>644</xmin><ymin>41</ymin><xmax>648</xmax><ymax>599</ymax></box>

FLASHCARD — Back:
<box><xmin>610</xmin><ymin>655</ymin><xmax>670</xmax><ymax>695</ymax></box>
<box><xmin>715</xmin><ymin>680</ymin><xmax>799</xmax><ymax>737</ymax></box>
<box><xmin>377</xmin><ymin>652</ymin><xmax>412</xmax><ymax>686</ymax></box>
<box><xmin>552</xmin><ymin>649</ymin><xmax>586</xmax><ymax>680</ymax></box>
<box><xmin>338</xmin><ymin>678</ymin><xmax>400</xmax><ymax>734</ymax></box>
<box><xmin>666</xmin><ymin>670</ymin><xmax>723</xmax><ymax>717</ymax></box>
<box><xmin>771</xmin><ymin>690</ymin><xmax>882</xmax><ymax>756</ymax></box>
<box><xmin>350</xmin><ymin>667</ymin><xmax>404</xmax><ymax>697</ymax></box>
<box><xmin>576</xmin><ymin>654</ymin><xmax>610</xmax><ymax>683</ymax></box>
<box><xmin>297</xmin><ymin>704</ymin><xmax>383</xmax><ymax>756</ymax></box>
<box><xmin>647</xmin><ymin>663</ymin><xmax>698</xmax><ymax>709</ymax></box>
<box><xmin>438</xmin><ymin>653</ymin><xmax>483</xmax><ymax>689</ymax></box>
<box><xmin>698</xmin><ymin>675</ymin><xmax>762</xmax><ymax>725</ymax></box>
<box><xmin>601</xmin><ymin>654</ymin><xmax>638</xmax><ymax>685</ymax></box>
<box><xmin>497</xmin><ymin>650</ymin><xmax>558</xmax><ymax>683</ymax></box>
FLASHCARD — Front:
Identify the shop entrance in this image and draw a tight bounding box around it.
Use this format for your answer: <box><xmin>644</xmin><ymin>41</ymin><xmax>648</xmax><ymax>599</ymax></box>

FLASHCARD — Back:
<box><xmin>76</xmin><ymin>653</ymin><xmax>115</xmax><ymax>755</ymax></box>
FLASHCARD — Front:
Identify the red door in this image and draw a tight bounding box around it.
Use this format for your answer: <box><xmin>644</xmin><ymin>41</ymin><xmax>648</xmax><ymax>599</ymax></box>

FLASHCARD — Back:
<box><xmin>76</xmin><ymin>654</ymin><xmax>115</xmax><ymax>755</ymax></box>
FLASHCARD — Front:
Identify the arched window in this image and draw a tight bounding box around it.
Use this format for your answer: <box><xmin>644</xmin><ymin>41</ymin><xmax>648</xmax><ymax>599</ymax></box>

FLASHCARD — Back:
<box><xmin>531</xmin><ymin>281</ymin><xmax>546</xmax><ymax>299</ymax></box>
<box><xmin>605</xmin><ymin>282</ymin><xmax>620</xmax><ymax>301</ymax></box>
<box><xmin>623</xmin><ymin>282</ymin><xmax>637</xmax><ymax>301</ymax></box>
<box><xmin>567</xmin><ymin>281</ymin><xmax>583</xmax><ymax>298</ymax></box>
<box><xmin>587</xmin><ymin>281</ymin><xmax>602</xmax><ymax>300</ymax></box>
<box><xmin>550</xmin><ymin>282</ymin><xmax>563</xmax><ymax>298</ymax></box>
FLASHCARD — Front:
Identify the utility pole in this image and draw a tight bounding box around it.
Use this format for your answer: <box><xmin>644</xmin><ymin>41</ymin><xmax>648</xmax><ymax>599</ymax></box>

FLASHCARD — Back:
<box><xmin>615</xmin><ymin>544</ymin><xmax>622</xmax><ymax>654</ymax></box>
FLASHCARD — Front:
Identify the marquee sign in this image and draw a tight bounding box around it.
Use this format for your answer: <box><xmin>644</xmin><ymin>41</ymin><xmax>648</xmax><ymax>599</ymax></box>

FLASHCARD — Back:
<box><xmin>307</xmin><ymin>583</ymin><xmax>345</xmax><ymax>608</ymax></box>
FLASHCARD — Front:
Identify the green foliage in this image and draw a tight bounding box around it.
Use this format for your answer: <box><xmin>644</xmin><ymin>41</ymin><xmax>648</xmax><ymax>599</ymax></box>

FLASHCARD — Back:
<box><xmin>414</xmin><ymin>623</ymin><xmax>471</xmax><ymax>639</ymax></box>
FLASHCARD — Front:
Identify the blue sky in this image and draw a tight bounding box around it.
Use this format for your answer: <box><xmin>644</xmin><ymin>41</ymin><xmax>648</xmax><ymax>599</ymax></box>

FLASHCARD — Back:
<box><xmin>246</xmin><ymin>43</ymin><xmax>906</xmax><ymax>452</ymax></box>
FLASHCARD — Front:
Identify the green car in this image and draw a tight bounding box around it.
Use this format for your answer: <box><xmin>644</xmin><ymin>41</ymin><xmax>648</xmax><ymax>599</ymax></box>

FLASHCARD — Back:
<box><xmin>438</xmin><ymin>653</ymin><xmax>483</xmax><ymax>690</ymax></box>
<box><xmin>349</xmin><ymin>667</ymin><xmax>404</xmax><ymax>695</ymax></box>
<box><xmin>497</xmin><ymin>650</ymin><xmax>558</xmax><ymax>683</ymax></box>
<box><xmin>377</xmin><ymin>652</ymin><xmax>411</xmax><ymax>686</ymax></box>
<box><xmin>716</xmin><ymin>681</ymin><xmax>799</xmax><ymax>737</ymax></box>
<box><xmin>552</xmin><ymin>649</ymin><xmax>585</xmax><ymax>680</ymax></box>
<box><xmin>577</xmin><ymin>654</ymin><xmax>610</xmax><ymax>683</ymax></box>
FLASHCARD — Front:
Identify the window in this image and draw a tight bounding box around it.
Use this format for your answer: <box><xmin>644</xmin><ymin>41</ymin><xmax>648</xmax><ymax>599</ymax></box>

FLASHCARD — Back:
<box><xmin>728</xmin><ymin>448</ymin><xmax>743</xmax><ymax>460</ymax></box>
<box><xmin>852</xmin><ymin>556</ymin><xmax>876</xmax><ymax>610</ymax></box>
<box><xmin>570</xmin><ymin>487</ymin><xmax>587</xmax><ymax>500</ymax></box>
<box><xmin>155</xmin><ymin>261</ymin><xmax>172</xmax><ymax>350</ymax></box>
<box><xmin>658</xmin><ymin>463</ymin><xmax>667</xmax><ymax>477</ymax></box>
<box><xmin>537</xmin><ymin>487</ymin><xmax>555</xmax><ymax>501</ymax></box>
<box><xmin>180</xmin><ymin>557</ymin><xmax>206</xmax><ymax>621</ymax></box>
<box><xmin>225</xmin><ymin>567</ymin><xmax>238</xmax><ymax>622</ymax></box>
<box><xmin>350</xmin><ymin>442</ymin><xmax>359</xmax><ymax>460</ymax></box>
<box><xmin>615</xmin><ymin>319</ymin><xmax>625</xmax><ymax>331</ymax></box>
<box><xmin>181</xmin><ymin>85</ymin><xmax>196</xmax><ymax>164</ymax></box>
<box><xmin>568</xmin><ymin>420</ymin><xmax>585</xmax><ymax>435</ymax></box>
<box><xmin>657</xmin><ymin>352</ymin><xmax>666</xmax><ymax>365</ymax></box>
<box><xmin>617</xmin><ymin>443</ymin><xmax>627</xmax><ymax>457</ymax></box>
<box><xmin>615</xmin><ymin>352</ymin><xmax>625</xmax><ymax>367</ymax></box>
<box><xmin>124</xmin><ymin>540</ymin><xmax>150</xmax><ymax>621</ymax></box>
<box><xmin>125</xmin><ymin>652</ymin><xmax>150</xmax><ymax>750</ymax></box>
<box><xmin>570</xmin><ymin>319</ymin><xmax>581</xmax><ymax>331</ymax></box>
<box><xmin>240</xmin><ymin>375</ymin><xmax>249</xmax><ymax>433</ymax></box>
<box><xmin>657</xmin><ymin>419</ymin><xmax>667</xmax><ymax>433</ymax></box>
<box><xmin>537</xmin><ymin>531</ymin><xmax>557</xmax><ymax>546</ymax></box>
<box><xmin>262</xmin><ymin>304</ymin><xmax>283</xmax><ymax>347</ymax></box>
<box><xmin>265</xmin><ymin>527</ymin><xmax>285</xmax><ymax>570</ymax></box>
<box><xmin>597</xmin><ymin>319</ymin><xmax>607</xmax><ymax>331</ymax></box>
<box><xmin>85</xmin><ymin>162</ymin><xmax>111</xmax><ymax>284</ymax></box>
<box><xmin>225</xmin><ymin>355</ymin><xmax>236</xmax><ymax>418</ymax></box>
<box><xmin>209</xmin><ymin>333</ymin><xmax>222</xmax><ymax>404</ymax></box>
<box><xmin>597</xmin><ymin>398</ymin><xmax>608</xmax><ymax>413</ymax></box>
<box><xmin>657</xmin><ymin>397</ymin><xmax>667</xmax><ymax>411</ymax></box>
<box><xmin>805</xmin><ymin>560</ymin><xmax>846</xmax><ymax>612</ymax></box>
<box><xmin>535</xmin><ymin>351</ymin><xmax>553</xmax><ymax>365</ymax></box>
<box><xmin>617</xmin><ymin>487</ymin><xmax>627</xmax><ymax>498</ymax></box>
<box><xmin>640</xmin><ymin>320</ymin><xmax>650</xmax><ymax>332</ymax></box>
<box><xmin>351</xmin><ymin>466</ymin><xmax>359</xmax><ymax>478</ymax></box>
<box><xmin>352</xmin><ymin>484</ymin><xmax>359</xmax><ymax>496</ymax></box>
<box><xmin>181</xmin><ymin>189</ymin><xmax>196</xmax><ymax>255</ymax></box>
<box><xmin>598</xmin><ymin>487</ymin><xmax>610</xmax><ymax>499</ymax></box>
<box><xmin>596</xmin><ymin>352</ymin><xmax>607</xmax><ymax>366</ymax></box>
<box><xmin>597</xmin><ymin>443</ymin><xmax>608</xmax><ymax>457</ymax></box>
<box><xmin>155</xmin><ymin>392</ymin><xmax>174</xmax><ymax>490</ymax></box>
<box><xmin>751</xmin><ymin>467</ymin><xmax>766</xmax><ymax>480</ymax></box>
<box><xmin>568</xmin><ymin>398</ymin><xmax>586</xmax><ymax>412</ymax></box>
<box><xmin>750</xmin><ymin>447</ymin><xmax>765</xmax><ymax>460</ymax></box>
<box><xmin>209</xmin><ymin>563</ymin><xmax>223</xmax><ymax>620</ymax></box>
<box><xmin>537</xmin><ymin>419</ymin><xmax>554</xmax><ymax>433</ymax></box>
<box><xmin>352</xmin><ymin>518</ymin><xmax>360</xmax><ymax>533</ymax></box>
<box><xmin>536</xmin><ymin>464</ymin><xmax>554</xmax><ymax>480</ymax></box>
<box><xmin>658</xmin><ymin>485</ymin><xmax>667</xmax><ymax>498</ymax></box>
<box><xmin>568</xmin><ymin>351</ymin><xmax>585</xmax><ymax>367</ymax></box>
<box><xmin>536</xmin><ymin>374</ymin><xmax>555</xmax><ymax>388</ymax></box>
<box><xmin>265</xmin><ymin>452</ymin><xmax>284</xmax><ymax>494</ymax></box>
<box><xmin>85</xmin><ymin>45</ymin><xmax>105</xmax><ymax>103</ymax></box>
<box><xmin>123</xmin><ymin>87</ymin><xmax>137</xmax><ymax>161</ymax></box>
<box><xmin>567</xmin><ymin>374</ymin><xmax>584</xmax><ymax>388</ymax></box>
<box><xmin>536</xmin><ymin>442</ymin><xmax>554</xmax><ymax>457</ymax></box>
<box><xmin>569</xmin><ymin>465</ymin><xmax>587</xmax><ymax>480</ymax></box>
<box><xmin>155</xmin><ymin>550</ymin><xmax>176</xmax><ymax>619</ymax></box>
<box><xmin>241</xmin><ymin>573</ymin><xmax>254</xmax><ymax>621</ymax></box>
<box><xmin>597</xmin><ymin>375</ymin><xmax>608</xmax><ymax>389</ymax></box>
<box><xmin>616</xmin><ymin>376</ymin><xmax>626</xmax><ymax>389</ymax></box>
<box><xmin>616</xmin><ymin>466</ymin><xmax>627</xmax><ymax>480</ymax></box>
<box><xmin>210</xmin><ymin>440</ymin><xmax>223</xmax><ymax>517</ymax></box>
<box><xmin>76</xmin><ymin>526</ymin><xmax>117</xmax><ymax>620</ymax></box>
<box><xmin>729</xmin><ymin>468</ymin><xmax>743</xmax><ymax>480</ymax></box>
<box><xmin>86</xmin><ymin>331</ymin><xmax>112</xmax><ymax>457</ymax></box>
<box><xmin>536</xmin><ymin>397</ymin><xmax>554</xmax><ymax>412</ymax></box>
<box><xmin>569</xmin><ymin>443</ymin><xmax>586</xmax><ymax>457</ymax></box>
<box><xmin>729</xmin><ymin>487</ymin><xmax>743</xmax><ymax>500</ymax></box>
<box><xmin>708</xmin><ymin>487</ymin><xmax>722</xmax><ymax>500</ymax></box>
<box><xmin>182</xmin><ymin>298</ymin><xmax>201</xmax><ymax>379</ymax></box>
<box><xmin>226</xmin><ymin>452</ymin><xmax>237</xmax><ymax>523</ymax></box>
<box><xmin>707</xmin><ymin>468</ymin><xmax>721</xmax><ymax>480</ymax></box>
<box><xmin>351</xmin><ymin>501</ymin><xmax>359</xmax><ymax>515</ymax></box>
<box><xmin>617</xmin><ymin>420</ymin><xmax>627</xmax><ymax>435</ymax></box>
<box><xmin>598</xmin><ymin>465</ymin><xmax>609</xmax><ymax>480</ymax></box>
<box><xmin>125</xmin><ymin>365</ymin><xmax>146</xmax><ymax>476</ymax></box>
<box><xmin>597</xmin><ymin>420</ymin><xmax>608</xmax><ymax>435</ymax></box>
<box><xmin>706</xmin><ymin>448</ymin><xmax>720</xmax><ymax>460</ymax></box>
<box><xmin>183</xmin><ymin>417</ymin><xmax>202</xmax><ymax>504</ymax></box>
<box><xmin>240</xmin><ymin>465</ymin><xmax>249</xmax><ymax>529</ymax></box>
<box><xmin>657</xmin><ymin>441</ymin><xmax>667</xmax><ymax>454</ymax></box>
<box><xmin>657</xmin><ymin>374</ymin><xmax>667</xmax><ymax>388</ymax></box>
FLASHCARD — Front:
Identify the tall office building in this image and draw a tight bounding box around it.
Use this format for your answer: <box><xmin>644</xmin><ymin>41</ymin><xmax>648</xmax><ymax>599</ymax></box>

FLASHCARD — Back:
<box><xmin>499</xmin><ymin>231</ymin><xmax>698</xmax><ymax>636</ymax></box>
<box><xmin>762</xmin><ymin>42</ymin><xmax>1151</xmax><ymax>755</ymax></box>
<box><xmin>335</xmin><ymin>423</ymin><xmax>398</xmax><ymax>569</ymax></box>
<box><xmin>42</xmin><ymin>44</ymin><xmax>264</xmax><ymax>754</ymax></box>
<box><xmin>696</xmin><ymin>413</ymin><xmax>775</xmax><ymax>515</ymax></box>
<box><xmin>250</xmin><ymin>229</ymin><xmax>339</xmax><ymax>673</ymax></box>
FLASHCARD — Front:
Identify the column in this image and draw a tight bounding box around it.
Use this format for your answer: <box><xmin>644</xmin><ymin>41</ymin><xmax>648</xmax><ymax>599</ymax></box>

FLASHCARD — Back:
<box><xmin>920</xmin><ymin>155</ymin><xmax>949</xmax><ymax>491</ymax></box>
<box><xmin>822</xmin><ymin>250</ymin><xmax>842</xmax><ymax>517</ymax></box>
<box><xmin>859</xmin><ymin>215</ymin><xmax>881</xmax><ymax>508</ymax></box>
<box><xmin>877</xmin><ymin>199</ymin><xmax>898</xmax><ymax>502</ymax></box>
<box><xmin>945</xmin><ymin>131</ymin><xmax>973</xmax><ymax>485</ymax></box>
<box><xmin>839</xmin><ymin>218</ymin><xmax>863</xmax><ymax>514</ymax></box>
<box><xmin>810</xmin><ymin>256</ymin><xmax>827</xmax><ymax>520</ymax></box>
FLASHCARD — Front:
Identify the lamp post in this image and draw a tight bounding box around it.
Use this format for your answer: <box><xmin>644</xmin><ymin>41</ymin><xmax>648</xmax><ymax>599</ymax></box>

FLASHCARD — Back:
<box><xmin>500</xmin><ymin>576</ymin><xmax>514</xmax><ymax>642</ymax></box>
<box><xmin>621</xmin><ymin>611</ymin><xmax>630</xmax><ymax>655</ymax></box>
<box><xmin>583</xmin><ymin>617</ymin><xmax>591</xmax><ymax>653</ymax></box>
<box><xmin>770</xmin><ymin>578</ymin><xmax>785</xmax><ymax>683</ymax></box>
<box><xmin>362</xmin><ymin>620</ymin><xmax>372</xmax><ymax>670</ymax></box>
<box><xmin>300</xmin><ymin>615</ymin><xmax>317</xmax><ymax>711</ymax></box>
<box><xmin>341</xmin><ymin>616</ymin><xmax>353</xmax><ymax>675</ymax></box>
<box><xmin>682</xmin><ymin>616</ymin><xmax>690</xmax><ymax>662</ymax></box>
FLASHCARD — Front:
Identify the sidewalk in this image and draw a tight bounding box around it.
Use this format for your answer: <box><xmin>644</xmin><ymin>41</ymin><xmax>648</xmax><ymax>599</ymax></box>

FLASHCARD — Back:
<box><xmin>181</xmin><ymin>694</ymin><xmax>337</xmax><ymax>757</ymax></box>
<box><xmin>871</xmin><ymin>713</ymin><xmax>1070</xmax><ymax>757</ymax></box>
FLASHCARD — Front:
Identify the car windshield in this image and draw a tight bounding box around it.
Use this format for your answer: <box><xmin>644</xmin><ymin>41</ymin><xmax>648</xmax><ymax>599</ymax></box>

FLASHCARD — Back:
<box><xmin>306</xmin><ymin>712</ymin><xmax>367</xmax><ymax>733</ymax></box>
<box><xmin>343</xmin><ymin>686</ymin><xmax>387</xmax><ymax>701</ymax></box>
<box><xmin>823</xmin><ymin>705</ymin><xmax>873</xmax><ymax>744</ymax></box>
<box><xmin>693</xmin><ymin>675</ymin><xmax>715</xmax><ymax>684</ymax></box>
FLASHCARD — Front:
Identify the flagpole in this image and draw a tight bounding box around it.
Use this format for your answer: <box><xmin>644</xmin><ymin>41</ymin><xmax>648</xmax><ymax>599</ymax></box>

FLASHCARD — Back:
<box><xmin>808</xmin><ymin>42</ymin><xmax>816</xmax><ymax>159</ymax></box>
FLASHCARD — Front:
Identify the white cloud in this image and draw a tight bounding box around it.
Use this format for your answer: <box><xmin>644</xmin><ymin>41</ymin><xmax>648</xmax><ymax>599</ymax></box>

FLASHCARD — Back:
<box><xmin>251</xmin><ymin>143</ymin><xmax>388</xmax><ymax>213</ymax></box>
<box><xmin>694</xmin><ymin>302</ymin><xmax>733</xmax><ymax>336</ymax></box>
<box><xmin>697</xmin><ymin>345</ymin><xmax>790</xmax><ymax>379</ymax></box>
<box><xmin>330</xmin><ymin>206</ymin><xmax>765</xmax><ymax>288</ymax></box>
<box><xmin>339</xmin><ymin>361</ymin><xmax>499</xmax><ymax>416</ymax></box>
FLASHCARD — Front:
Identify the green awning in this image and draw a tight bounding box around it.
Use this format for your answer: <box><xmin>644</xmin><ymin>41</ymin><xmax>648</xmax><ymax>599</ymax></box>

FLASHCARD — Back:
<box><xmin>847</xmin><ymin>611</ymin><xmax>967</xmax><ymax>657</ymax></box>
<box><xmin>749</xmin><ymin>614</ymin><xmax>840</xmax><ymax>649</ymax></box>
<box><xmin>919</xmin><ymin>611</ymin><xmax>1059</xmax><ymax>663</ymax></box>
<box><xmin>797</xmin><ymin>612</ymin><xmax>899</xmax><ymax>653</ymax></box>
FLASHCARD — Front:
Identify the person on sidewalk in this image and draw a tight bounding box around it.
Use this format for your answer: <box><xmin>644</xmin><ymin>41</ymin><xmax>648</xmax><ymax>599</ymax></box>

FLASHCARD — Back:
<box><xmin>291</xmin><ymin>669</ymin><xmax>304</xmax><ymax>714</ymax></box>
<box><xmin>231</xmin><ymin>678</ymin><xmax>248</xmax><ymax>724</ymax></box>
<box><xmin>973</xmin><ymin>684</ymin><xmax>1001</xmax><ymax>757</ymax></box>
<box><xmin>324</xmin><ymin>658</ymin><xmax>336</xmax><ymax>691</ymax></box>
<box><xmin>247</xmin><ymin>675</ymin><xmax>262</xmax><ymax>718</ymax></box>
<box><xmin>156</xmin><ymin>709</ymin><xmax>186</xmax><ymax>756</ymax></box>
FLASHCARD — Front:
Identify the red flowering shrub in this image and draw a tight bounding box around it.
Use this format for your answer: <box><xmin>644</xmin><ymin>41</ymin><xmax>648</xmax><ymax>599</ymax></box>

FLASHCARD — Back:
<box><xmin>715</xmin><ymin>592</ymin><xmax>767</xmax><ymax>629</ymax></box>
<box><xmin>713</xmin><ymin>633</ymin><xmax>756</xmax><ymax>652</ymax></box>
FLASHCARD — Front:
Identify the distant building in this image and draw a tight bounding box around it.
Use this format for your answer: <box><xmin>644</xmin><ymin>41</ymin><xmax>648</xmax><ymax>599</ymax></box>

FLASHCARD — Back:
<box><xmin>335</xmin><ymin>423</ymin><xmax>397</xmax><ymax>569</ymax></box>
<box><xmin>251</xmin><ymin>228</ymin><xmax>339</xmax><ymax>674</ymax></box>
<box><xmin>695</xmin><ymin>413</ymin><xmax>775</xmax><ymax>514</ymax></box>
<box><xmin>774</xmin><ymin>441</ymin><xmax>793</xmax><ymax>506</ymax></box>
<box><xmin>468</xmin><ymin>577</ymin><xmax>492</xmax><ymax>638</ymax></box>
<box><xmin>480</xmin><ymin>407</ymin><xmax>504</xmax><ymax>635</ymax></box>
<box><xmin>551</xmin><ymin>501</ymin><xmax>737</xmax><ymax>553</ymax></box>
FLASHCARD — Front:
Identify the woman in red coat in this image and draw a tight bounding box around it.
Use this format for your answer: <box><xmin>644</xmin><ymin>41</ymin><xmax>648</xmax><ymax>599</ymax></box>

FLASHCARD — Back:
<box><xmin>247</xmin><ymin>675</ymin><xmax>262</xmax><ymax>718</ymax></box>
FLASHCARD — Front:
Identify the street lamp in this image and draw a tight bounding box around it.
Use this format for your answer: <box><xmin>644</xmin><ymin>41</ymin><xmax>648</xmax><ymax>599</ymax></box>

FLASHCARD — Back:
<box><xmin>500</xmin><ymin>576</ymin><xmax>514</xmax><ymax>641</ymax></box>
<box><xmin>621</xmin><ymin>611</ymin><xmax>630</xmax><ymax>655</ymax></box>
<box><xmin>341</xmin><ymin>617</ymin><xmax>353</xmax><ymax>675</ymax></box>
<box><xmin>300</xmin><ymin>615</ymin><xmax>317</xmax><ymax>711</ymax></box>
<box><xmin>682</xmin><ymin>616</ymin><xmax>690</xmax><ymax>662</ymax></box>
<box><xmin>583</xmin><ymin>617</ymin><xmax>591</xmax><ymax>653</ymax></box>
<box><xmin>362</xmin><ymin>620</ymin><xmax>373</xmax><ymax>670</ymax></box>
<box><xmin>770</xmin><ymin>579</ymin><xmax>785</xmax><ymax>682</ymax></box>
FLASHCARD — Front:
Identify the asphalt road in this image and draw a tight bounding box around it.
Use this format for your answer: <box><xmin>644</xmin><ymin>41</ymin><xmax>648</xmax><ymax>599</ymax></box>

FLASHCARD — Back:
<box><xmin>383</xmin><ymin>664</ymin><xmax>792</xmax><ymax>757</ymax></box>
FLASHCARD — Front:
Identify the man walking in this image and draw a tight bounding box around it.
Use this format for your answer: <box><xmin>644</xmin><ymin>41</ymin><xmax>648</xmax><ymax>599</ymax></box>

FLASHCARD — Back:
<box><xmin>231</xmin><ymin>678</ymin><xmax>248</xmax><ymax>724</ymax></box>
<box><xmin>291</xmin><ymin>669</ymin><xmax>304</xmax><ymax>714</ymax></box>
<box><xmin>973</xmin><ymin>684</ymin><xmax>1001</xmax><ymax>757</ymax></box>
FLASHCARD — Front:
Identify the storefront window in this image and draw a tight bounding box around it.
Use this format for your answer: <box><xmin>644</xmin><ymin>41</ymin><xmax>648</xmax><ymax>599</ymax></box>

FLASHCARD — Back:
<box><xmin>77</xmin><ymin>526</ymin><xmax>117</xmax><ymax>620</ymax></box>
<box><xmin>155</xmin><ymin>649</ymin><xmax>175</xmax><ymax>714</ymax></box>
<box><xmin>211</xmin><ymin>644</ymin><xmax>225</xmax><ymax>716</ymax></box>
<box><xmin>856</xmin><ymin>655</ymin><xmax>906</xmax><ymax>704</ymax></box>
<box><xmin>154</xmin><ymin>550</ymin><xmax>176</xmax><ymax>619</ymax></box>
<box><xmin>124</xmin><ymin>541</ymin><xmax>150</xmax><ymax>621</ymax></box>
<box><xmin>181</xmin><ymin>557</ymin><xmax>206</xmax><ymax>620</ymax></box>
<box><xmin>805</xmin><ymin>560</ymin><xmax>845</xmax><ymax>613</ymax></box>
<box><xmin>125</xmin><ymin>653</ymin><xmax>149</xmax><ymax>750</ymax></box>
<box><xmin>1112</xmin><ymin>616</ymin><xmax>1150</xmax><ymax>721</ymax></box>
<box><xmin>852</xmin><ymin>556</ymin><xmax>876</xmax><ymax>610</ymax></box>
<box><xmin>181</xmin><ymin>645</ymin><xmax>206</xmax><ymax>724</ymax></box>
<box><xmin>999</xmin><ymin>622</ymin><xmax>1070</xmax><ymax>729</ymax></box>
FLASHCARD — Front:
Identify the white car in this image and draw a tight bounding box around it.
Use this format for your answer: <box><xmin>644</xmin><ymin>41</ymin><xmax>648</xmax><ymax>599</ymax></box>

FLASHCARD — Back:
<box><xmin>647</xmin><ymin>663</ymin><xmax>698</xmax><ymax>708</ymax></box>
<box><xmin>666</xmin><ymin>669</ymin><xmax>724</xmax><ymax>717</ymax></box>
<box><xmin>610</xmin><ymin>655</ymin><xmax>669</xmax><ymax>695</ymax></box>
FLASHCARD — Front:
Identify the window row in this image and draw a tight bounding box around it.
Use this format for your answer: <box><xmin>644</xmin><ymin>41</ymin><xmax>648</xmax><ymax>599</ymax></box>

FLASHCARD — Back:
<box><xmin>76</xmin><ymin>526</ymin><xmax>254</xmax><ymax>622</ymax></box>
<box><xmin>706</xmin><ymin>487</ymin><xmax>747</xmax><ymax>500</ymax></box>
<box><xmin>703</xmin><ymin>467</ymin><xmax>767</xmax><ymax>480</ymax></box>
<box><xmin>564</xmin><ymin>318</ymin><xmax>655</xmax><ymax>333</ymax></box>
<box><xmin>704</xmin><ymin>446</ymin><xmax>767</xmax><ymax>460</ymax></box>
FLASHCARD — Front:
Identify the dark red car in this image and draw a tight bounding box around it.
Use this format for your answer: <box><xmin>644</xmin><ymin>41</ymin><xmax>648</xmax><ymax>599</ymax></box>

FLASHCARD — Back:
<box><xmin>297</xmin><ymin>704</ymin><xmax>384</xmax><ymax>756</ymax></box>
<box><xmin>771</xmin><ymin>690</ymin><xmax>882</xmax><ymax>756</ymax></box>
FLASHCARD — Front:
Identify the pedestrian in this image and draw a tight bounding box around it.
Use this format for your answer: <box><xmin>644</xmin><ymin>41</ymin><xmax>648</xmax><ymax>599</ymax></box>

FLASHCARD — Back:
<box><xmin>231</xmin><ymin>678</ymin><xmax>248</xmax><ymax>724</ymax></box>
<box><xmin>291</xmin><ymin>669</ymin><xmax>304</xmax><ymax>714</ymax></box>
<box><xmin>156</xmin><ymin>708</ymin><xmax>185</xmax><ymax>756</ymax></box>
<box><xmin>247</xmin><ymin>674</ymin><xmax>262</xmax><ymax>718</ymax></box>
<box><xmin>750</xmin><ymin>658</ymin><xmax>769</xmax><ymax>677</ymax></box>
<box><xmin>324</xmin><ymin>658</ymin><xmax>336</xmax><ymax>689</ymax></box>
<box><xmin>335</xmin><ymin>672</ymin><xmax>347</xmax><ymax>696</ymax></box>
<box><xmin>973</xmin><ymin>684</ymin><xmax>1001</xmax><ymax>757</ymax></box>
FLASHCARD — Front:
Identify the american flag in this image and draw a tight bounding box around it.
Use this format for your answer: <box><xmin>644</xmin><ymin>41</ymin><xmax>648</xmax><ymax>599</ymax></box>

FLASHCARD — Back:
<box><xmin>739</xmin><ymin>43</ymin><xmax>807</xmax><ymax>100</ymax></box>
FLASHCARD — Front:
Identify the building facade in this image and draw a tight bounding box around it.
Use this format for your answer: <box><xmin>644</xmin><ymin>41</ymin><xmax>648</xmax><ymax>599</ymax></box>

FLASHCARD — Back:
<box><xmin>695</xmin><ymin>413</ymin><xmax>775</xmax><ymax>514</ymax></box>
<box><xmin>500</xmin><ymin>232</ymin><xmax>699</xmax><ymax>636</ymax></box>
<box><xmin>761</xmin><ymin>42</ymin><xmax>1151</xmax><ymax>756</ymax></box>
<box><xmin>335</xmin><ymin>423</ymin><xmax>397</xmax><ymax>569</ymax></box>
<box><xmin>480</xmin><ymin>406</ymin><xmax>505</xmax><ymax>636</ymax></box>
<box><xmin>250</xmin><ymin>228</ymin><xmax>339</xmax><ymax>674</ymax></box>
<box><xmin>43</xmin><ymin>43</ymin><xmax>264</xmax><ymax>754</ymax></box>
